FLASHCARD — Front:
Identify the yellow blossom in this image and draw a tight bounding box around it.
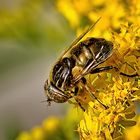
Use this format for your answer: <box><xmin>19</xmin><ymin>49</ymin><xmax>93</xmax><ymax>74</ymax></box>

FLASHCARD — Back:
<box><xmin>16</xmin><ymin>117</ymin><xmax>60</xmax><ymax>140</ymax></box>
<box><xmin>78</xmin><ymin>74</ymin><xmax>138</xmax><ymax>139</ymax></box>
<box><xmin>16</xmin><ymin>132</ymin><xmax>32</xmax><ymax>140</ymax></box>
<box><xmin>57</xmin><ymin>0</ymin><xmax>80</xmax><ymax>27</ymax></box>
<box><xmin>56</xmin><ymin>0</ymin><xmax>140</xmax><ymax>37</ymax></box>
<box><xmin>42</xmin><ymin>117</ymin><xmax>60</xmax><ymax>132</ymax></box>
<box><xmin>75</xmin><ymin>22</ymin><xmax>140</xmax><ymax>140</ymax></box>
<box><xmin>31</xmin><ymin>127</ymin><xmax>44</xmax><ymax>140</ymax></box>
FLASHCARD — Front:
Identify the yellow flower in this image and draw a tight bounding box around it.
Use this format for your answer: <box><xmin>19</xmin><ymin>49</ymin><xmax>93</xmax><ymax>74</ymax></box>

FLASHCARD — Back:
<box><xmin>73</xmin><ymin>0</ymin><xmax>93</xmax><ymax>15</ymax></box>
<box><xmin>42</xmin><ymin>117</ymin><xmax>60</xmax><ymax>132</ymax></box>
<box><xmin>16</xmin><ymin>108</ymin><xmax>82</xmax><ymax>140</ymax></box>
<box><xmin>16</xmin><ymin>132</ymin><xmax>32</xmax><ymax>140</ymax></box>
<box><xmin>16</xmin><ymin>117</ymin><xmax>60</xmax><ymax>140</ymax></box>
<box><xmin>57</xmin><ymin>0</ymin><xmax>80</xmax><ymax>27</ymax></box>
<box><xmin>57</xmin><ymin>0</ymin><xmax>140</xmax><ymax>40</ymax></box>
<box><xmin>31</xmin><ymin>127</ymin><xmax>44</xmax><ymax>140</ymax></box>
<box><xmin>79</xmin><ymin>70</ymin><xmax>138</xmax><ymax>138</ymax></box>
<box><xmin>77</xmin><ymin>21</ymin><xmax>140</xmax><ymax>139</ymax></box>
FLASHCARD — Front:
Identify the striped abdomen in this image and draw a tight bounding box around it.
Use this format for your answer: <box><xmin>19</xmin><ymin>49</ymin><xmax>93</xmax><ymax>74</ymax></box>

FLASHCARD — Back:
<box><xmin>70</xmin><ymin>37</ymin><xmax>113</xmax><ymax>69</ymax></box>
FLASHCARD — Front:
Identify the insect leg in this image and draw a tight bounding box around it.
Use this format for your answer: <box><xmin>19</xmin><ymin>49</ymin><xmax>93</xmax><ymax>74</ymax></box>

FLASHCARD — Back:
<box><xmin>90</xmin><ymin>66</ymin><xmax>139</xmax><ymax>77</ymax></box>
<box><xmin>119</xmin><ymin>72</ymin><xmax>138</xmax><ymax>77</ymax></box>
<box><xmin>81</xmin><ymin>77</ymin><xmax>108</xmax><ymax>109</ymax></box>
<box><xmin>75</xmin><ymin>98</ymin><xmax>85</xmax><ymax>111</ymax></box>
<box><xmin>85</xmin><ymin>84</ymin><xmax>108</xmax><ymax>109</ymax></box>
<box><xmin>69</xmin><ymin>86</ymin><xmax>85</xmax><ymax>111</ymax></box>
<box><xmin>74</xmin><ymin>86</ymin><xmax>85</xmax><ymax>111</ymax></box>
<box><xmin>90</xmin><ymin>66</ymin><xmax>113</xmax><ymax>74</ymax></box>
<box><xmin>113</xmin><ymin>66</ymin><xmax>139</xmax><ymax>77</ymax></box>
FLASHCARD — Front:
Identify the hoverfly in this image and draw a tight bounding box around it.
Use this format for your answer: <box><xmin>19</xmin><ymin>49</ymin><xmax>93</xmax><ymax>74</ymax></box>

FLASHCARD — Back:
<box><xmin>44</xmin><ymin>18</ymin><xmax>114</xmax><ymax>108</ymax></box>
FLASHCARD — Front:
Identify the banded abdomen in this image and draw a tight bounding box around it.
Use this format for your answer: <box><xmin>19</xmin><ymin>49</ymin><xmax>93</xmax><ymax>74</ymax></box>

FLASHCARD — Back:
<box><xmin>70</xmin><ymin>37</ymin><xmax>113</xmax><ymax>76</ymax></box>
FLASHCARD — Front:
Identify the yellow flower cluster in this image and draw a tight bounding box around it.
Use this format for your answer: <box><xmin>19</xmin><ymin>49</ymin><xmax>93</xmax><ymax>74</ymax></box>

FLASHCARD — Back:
<box><xmin>16</xmin><ymin>108</ymin><xmax>82</xmax><ymax>140</ymax></box>
<box><xmin>57</xmin><ymin>0</ymin><xmax>140</xmax><ymax>139</ymax></box>
<box><xmin>78</xmin><ymin>77</ymin><xmax>138</xmax><ymax>139</ymax></box>
<box><xmin>57</xmin><ymin>0</ymin><xmax>140</xmax><ymax>38</ymax></box>
<box><xmin>77</xmin><ymin>18</ymin><xmax>140</xmax><ymax>140</ymax></box>
<box><xmin>16</xmin><ymin>117</ymin><xmax>60</xmax><ymax>140</ymax></box>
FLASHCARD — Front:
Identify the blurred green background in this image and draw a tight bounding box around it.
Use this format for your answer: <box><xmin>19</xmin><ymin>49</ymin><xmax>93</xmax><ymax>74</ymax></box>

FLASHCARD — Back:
<box><xmin>0</xmin><ymin>0</ymin><xmax>75</xmax><ymax>139</ymax></box>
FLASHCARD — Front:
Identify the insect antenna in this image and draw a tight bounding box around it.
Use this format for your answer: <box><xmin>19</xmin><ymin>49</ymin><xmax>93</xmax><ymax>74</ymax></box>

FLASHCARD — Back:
<box><xmin>40</xmin><ymin>99</ymin><xmax>51</xmax><ymax>106</ymax></box>
<box><xmin>40</xmin><ymin>100</ymin><xmax>48</xmax><ymax>103</ymax></box>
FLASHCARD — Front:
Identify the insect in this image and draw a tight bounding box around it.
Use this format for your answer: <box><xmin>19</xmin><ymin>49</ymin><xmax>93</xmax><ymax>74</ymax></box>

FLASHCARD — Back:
<box><xmin>44</xmin><ymin>18</ymin><xmax>114</xmax><ymax>107</ymax></box>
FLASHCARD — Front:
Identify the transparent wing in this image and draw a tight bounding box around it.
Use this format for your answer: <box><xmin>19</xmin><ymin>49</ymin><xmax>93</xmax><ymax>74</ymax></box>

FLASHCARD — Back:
<box><xmin>73</xmin><ymin>44</ymin><xmax>113</xmax><ymax>83</ymax></box>
<box><xmin>59</xmin><ymin>17</ymin><xmax>101</xmax><ymax>60</ymax></box>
